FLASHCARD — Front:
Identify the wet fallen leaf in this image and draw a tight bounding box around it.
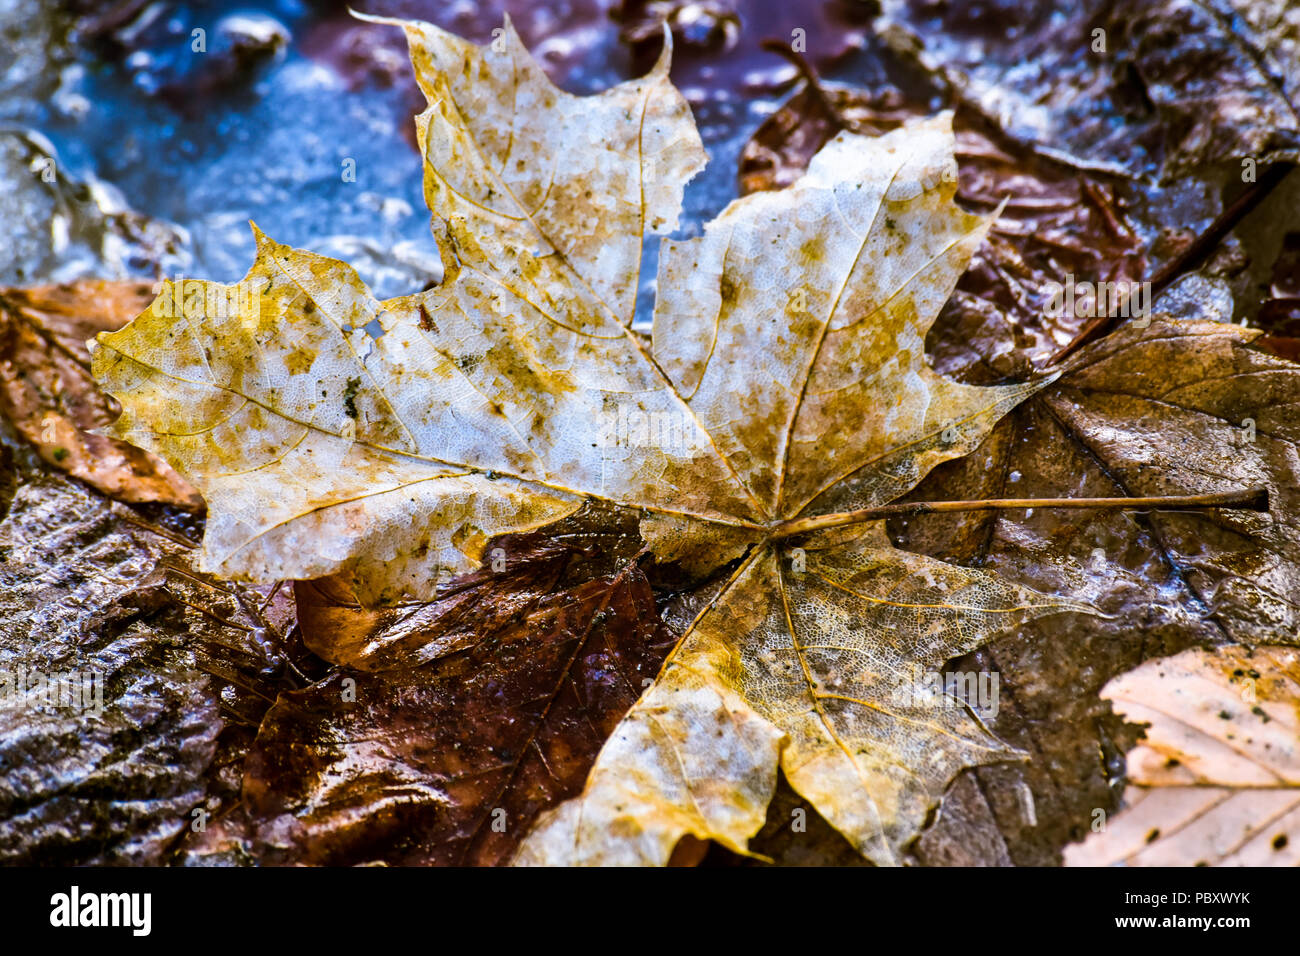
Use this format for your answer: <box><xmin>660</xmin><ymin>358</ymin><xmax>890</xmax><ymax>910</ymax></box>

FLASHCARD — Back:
<box><xmin>0</xmin><ymin>281</ymin><xmax>202</xmax><ymax>510</ymax></box>
<box><xmin>955</xmin><ymin>317</ymin><xmax>1298</xmax><ymax>647</ymax></box>
<box><xmin>877</xmin><ymin>0</ymin><xmax>1300</xmax><ymax>180</ymax></box>
<box><xmin>738</xmin><ymin>82</ymin><xmax>919</xmax><ymax>196</ymax></box>
<box><xmin>0</xmin><ymin>473</ymin><xmax>219</xmax><ymax>864</ymax></box>
<box><xmin>294</xmin><ymin>535</ymin><xmax>574</xmax><ymax>672</ymax></box>
<box><xmin>226</xmin><ymin>561</ymin><xmax>674</xmax><ymax>866</ymax></box>
<box><xmin>1258</xmin><ymin>229</ymin><xmax>1300</xmax><ymax>336</ymax></box>
<box><xmin>739</xmin><ymin>82</ymin><xmax>1146</xmax><ymax>374</ymax></box>
<box><xmin>1064</xmin><ymin>644</ymin><xmax>1300</xmax><ymax>866</ymax></box>
<box><xmin>874</xmin><ymin>0</ymin><xmax>1300</xmax><ymax>334</ymax></box>
<box><xmin>893</xmin><ymin>311</ymin><xmax>1300</xmax><ymax>865</ymax></box>
<box><xmin>91</xmin><ymin>16</ymin><xmax>1093</xmax><ymax>865</ymax></box>
<box><xmin>293</xmin><ymin>501</ymin><xmax>653</xmax><ymax>673</ymax></box>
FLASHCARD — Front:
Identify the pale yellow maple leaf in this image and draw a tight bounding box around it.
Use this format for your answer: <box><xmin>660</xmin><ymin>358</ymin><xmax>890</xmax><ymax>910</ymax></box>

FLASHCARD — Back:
<box><xmin>1065</xmin><ymin>645</ymin><xmax>1300</xmax><ymax>867</ymax></box>
<box><xmin>91</xmin><ymin>15</ymin><xmax>1090</xmax><ymax>864</ymax></box>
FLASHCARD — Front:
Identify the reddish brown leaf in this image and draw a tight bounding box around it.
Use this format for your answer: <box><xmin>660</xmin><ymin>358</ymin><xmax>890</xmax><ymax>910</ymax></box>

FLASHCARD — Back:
<box><xmin>0</xmin><ymin>281</ymin><xmax>202</xmax><ymax>510</ymax></box>
<box><xmin>1257</xmin><ymin>230</ymin><xmax>1300</xmax><ymax>336</ymax></box>
<box><xmin>239</xmin><ymin>562</ymin><xmax>674</xmax><ymax>865</ymax></box>
<box><xmin>295</xmin><ymin>535</ymin><xmax>576</xmax><ymax>671</ymax></box>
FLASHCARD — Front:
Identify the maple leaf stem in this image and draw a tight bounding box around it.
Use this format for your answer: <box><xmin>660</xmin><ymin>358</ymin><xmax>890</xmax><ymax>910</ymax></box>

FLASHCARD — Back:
<box><xmin>759</xmin><ymin>38</ymin><xmax>844</xmax><ymax>130</ymax></box>
<box><xmin>767</xmin><ymin>487</ymin><xmax>1269</xmax><ymax>541</ymax></box>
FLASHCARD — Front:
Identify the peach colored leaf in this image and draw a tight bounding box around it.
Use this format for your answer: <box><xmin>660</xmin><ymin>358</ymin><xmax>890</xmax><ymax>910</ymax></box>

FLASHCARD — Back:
<box><xmin>1066</xmin><ymin>644</ymin><xmax>1300</xmax><ymax>866</ymax></box>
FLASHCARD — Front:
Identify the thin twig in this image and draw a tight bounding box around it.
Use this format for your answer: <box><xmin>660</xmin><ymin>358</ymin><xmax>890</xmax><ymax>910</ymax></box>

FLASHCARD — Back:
<box><xmin>767</xmin><ymin>488</ymin><xmax>1269</xmax><ymax>541</ymax></box>
<box><xmin>759</xmin><ymin>38</ymin><xmax>844</xmax><ymax>130</ymax></box>
<box><xmin>163</xmin><ymin>562</ymin><xmax>237</xmax><ymax>595</ymax></box>
<box><xmin>256</xmin><ymin>579</ymin><xmax>284</xmax><ymax>616</ymax></box>
<box><xmin>115</xmin><ymin>510</ymin><xmax>200</xmax><ymax>550</ymax></box>
<box><xmin>171</xmin><ymin>595</ymin><xmax>252</xmax><ymax>632</ymax></box>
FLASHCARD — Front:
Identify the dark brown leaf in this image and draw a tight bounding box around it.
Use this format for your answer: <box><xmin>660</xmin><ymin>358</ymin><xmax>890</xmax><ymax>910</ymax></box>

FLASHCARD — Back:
<box><xmin>232</xmin><ymin>562</ymin><xmax>674</xmax><ymax>865</ymax></box>
<box><xmin>895</xmin><ymin>315</ymin><xmax>1300</xmax><ymax>863</ymax></box>
<box><xmin>295</xmin><ymin>536</ymin><xmax>575</xmax><ymax>672</ymax></box>
<box><xmin>0</xmin><ymin>474</ymin><xmax>219</xmax><ymax>864</ymax></box>
<box><xmin>1258</xmin><ymin>229</ymin><xmax>1300</xmax><ymax>335</ymax></box>
<box><xmin>877</xmin><ymin>0</ymin><xmax>1300</xmax><ymax>180</ymax></box>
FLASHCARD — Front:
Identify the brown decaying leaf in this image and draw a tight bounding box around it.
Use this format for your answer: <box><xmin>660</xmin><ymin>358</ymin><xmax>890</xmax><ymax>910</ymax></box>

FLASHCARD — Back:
<box><xmin>0</xmin><ymin>473</ymin><xmax>219</xmax><ymax>864</ymax></box>
<box><xmin>1046</xmin><ymin>319</ymin><xmax>1298</xmax><ymax>646</ymax></box>
<box><xmin>177</xmin><ymin>509</ymin><xmax>651</xmax><ymax>865</ymax></box>
<box><xmin>1258</xmin><ymin>230</ymin><xmax>1300</xmax><ymax>336</ymax></box>
<box><xmin>295</xmin><ymin>535</ymin><xmax>574</xmax><ymax>672</ymax></box>
<box><xmin>891</xmin><ymin>313</ymin><xmax>1300</xmax><ymax>864</ymax></box>
<box><xmin>876</xmin><ymin>0</ymin><xmax>1300</xmax><ymax>180</ymax></box>
<box><xmin>231</xmin><ymin>561</ymin><xmax>674</xmax><ymax>866</ymax></box>
<box><xmin>0</xmin><ymin>281</ymin><xmax>202</xmax><ymax>510</ymax></box>
<box><xmin>1065</xmin><ymin>644</ymin><xmax>1300</xmax><ymax>866</ymax></box>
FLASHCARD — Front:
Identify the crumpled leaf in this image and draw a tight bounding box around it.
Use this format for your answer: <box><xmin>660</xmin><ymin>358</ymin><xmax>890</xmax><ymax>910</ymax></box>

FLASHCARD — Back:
<box><xmin>877</xmin><ymin>0</ymin><xmax>1300</xmax><ymax>180</ymax></box>
<box><xmin>1065</xmin><ymin>644</ymin><xmax>1300</xmax><ymax>866</ymax></box>
<box><xmin>0</xmin><ymin>474</ymin><xmax>220</xmax><ymax>864</ymax></box>
<box><xmin>0</xmin><ymin>281</ymin><xmax>202</xmax><ymax>510</ymax></box>
<box><xmin>93</xmin><ymin>15</ymin><xmax>1090</xmax><ymax>865</ymax></box>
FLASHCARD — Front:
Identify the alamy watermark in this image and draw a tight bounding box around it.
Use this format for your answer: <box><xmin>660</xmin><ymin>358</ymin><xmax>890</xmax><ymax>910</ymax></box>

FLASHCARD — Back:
<box><xmin>150</xmin><ymin>274</ymin><xmax>267</xmax><ymax>322</ymax></box>
<box><xmin>595</xmin><ymin>403</ymin><xmax>703</xmax><ymax>453</ymax></box>
<box><xmin>50</xmin><ymin>886</ymin><xmax>150</xmax><ymax>936</ymax></box>
<box><xmin>893</xmin><ymin>663</ymin><xmax>1000</xmax><ymax>719</ymax></box>
<box><xmin>1043</xmin><ymin>275</ymin><xmax>1151</xmax><ymax>327</ymax></box>
<box><xmin>0</xmin><ymin>667</ymin><xmax>104</xmax><ymax>716</ymax></box>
